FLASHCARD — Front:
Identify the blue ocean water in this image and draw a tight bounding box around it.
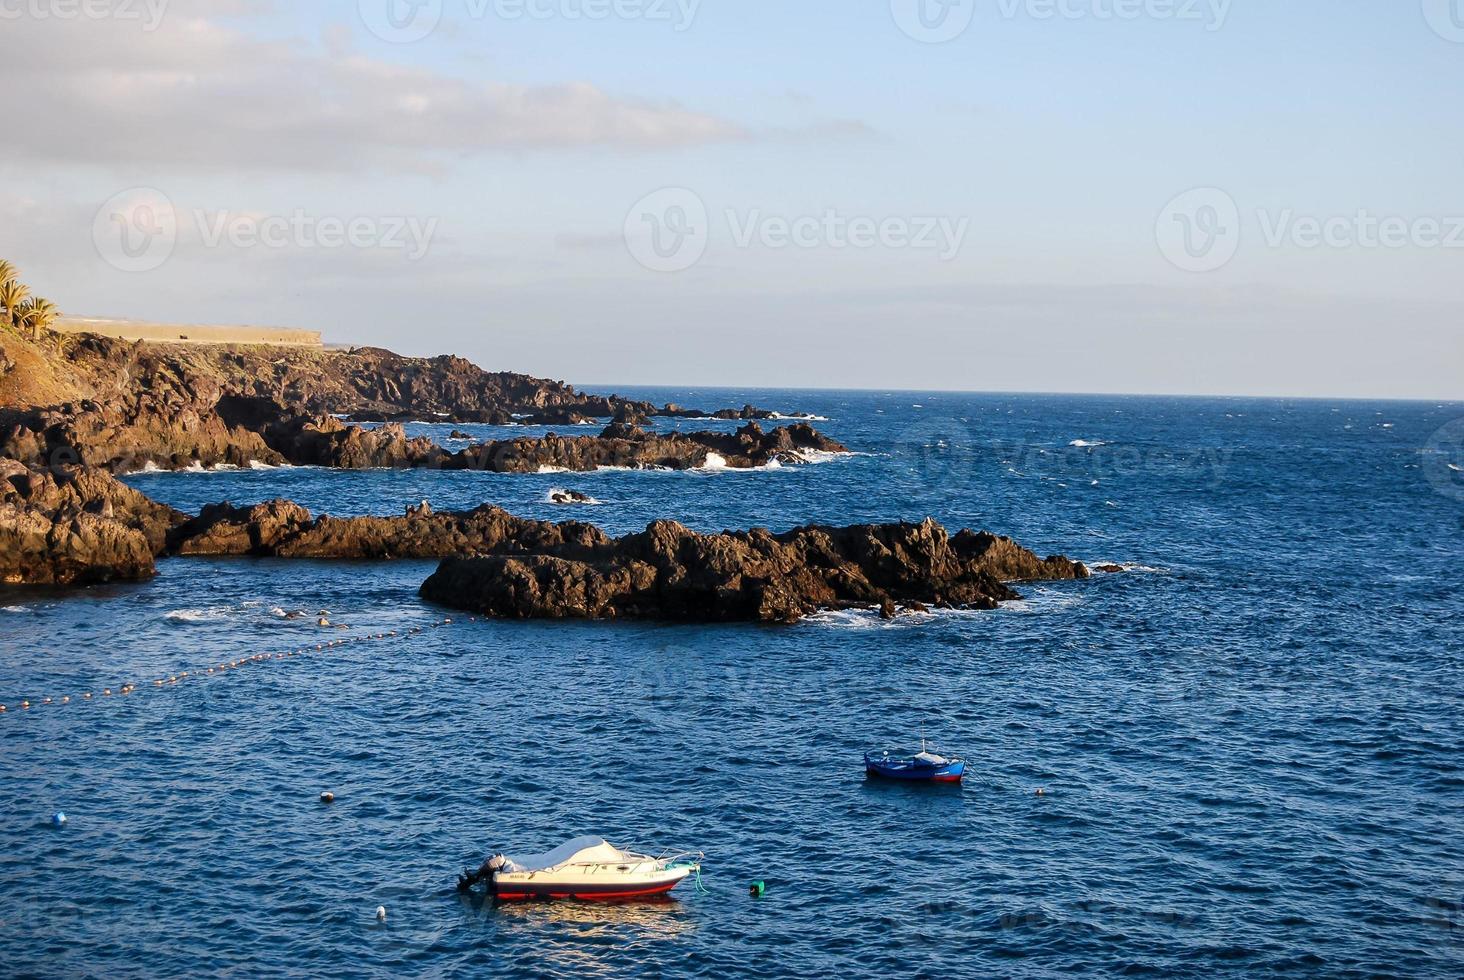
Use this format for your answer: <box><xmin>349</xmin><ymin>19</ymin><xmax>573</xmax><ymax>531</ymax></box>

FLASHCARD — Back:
<box><xmin>1</xmin><ymin>390</ymin><xmax>1461</xmax><ymax>978</ymax></box>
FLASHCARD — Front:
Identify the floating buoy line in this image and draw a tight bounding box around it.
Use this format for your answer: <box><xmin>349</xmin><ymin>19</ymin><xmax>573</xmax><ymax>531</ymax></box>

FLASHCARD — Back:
<box><xmin>0</xmin><ymin>616</ymin><xmax>468</xmax><ymax>720</ymax></box>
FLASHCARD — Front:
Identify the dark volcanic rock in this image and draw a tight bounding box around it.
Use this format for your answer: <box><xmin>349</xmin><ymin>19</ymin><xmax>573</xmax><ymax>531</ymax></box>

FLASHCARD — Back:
<box><xmin>0</xmin><ymin>332</ymin><xmax>801</xmax><ymax>472</ymax></box>
<box><xmin>167</xmin><ymin>502</ymin><xmax>1088</xmax><ymax>623</ymax></box>
<box><xmin>419</xmin><ymin>516</ymin><xmax>1090</xmax><ymax>624</ymax></box>
<box><xmin>0</xmin><ymin>460</ymin><xmax>186</xmax><ymax>585</ymax></box>
<box><xmin>548</xmin><ymin>488</ymin><xmax>597</xmax><ymax>505</ymax></box>
<box><xmin>445</xmin><ymin>421</ymin><xmax>846</xmax><ymax>474</ymax></box>
<box><xmin>167</xmin><ymin>501</ymin><xmax>610</xmax><ymax>561</ymax></box>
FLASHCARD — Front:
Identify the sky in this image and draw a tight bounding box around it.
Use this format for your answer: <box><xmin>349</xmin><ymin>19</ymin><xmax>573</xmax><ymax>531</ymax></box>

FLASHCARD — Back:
<box><xmin>1</xmin><ymin>0</ymin><xmax>1461</xmax><ymax>399</ymax></box>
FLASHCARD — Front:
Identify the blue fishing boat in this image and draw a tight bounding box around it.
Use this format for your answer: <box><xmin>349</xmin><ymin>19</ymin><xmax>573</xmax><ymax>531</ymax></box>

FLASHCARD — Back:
<box><xmin>865</xmin><ymin>739</ymin><xmax>965</xmax><ymax>783</ymax></box>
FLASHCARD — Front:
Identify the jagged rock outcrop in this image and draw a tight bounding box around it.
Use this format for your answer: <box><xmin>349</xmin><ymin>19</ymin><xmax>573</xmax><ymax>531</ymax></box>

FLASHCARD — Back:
<box><xmin>167</xmin><ymin>501</ymin><xmax>609</xmax><ymax>561</ymax></box>
<box><xmin>0</xmin><ymin>460</ymin><xmax>185</xmax><ymax>585</ymax></box>
<box><xmin>165</xmin><ymin>501</ymin><xmax>1088</xmax><ymax>621</ymax></box>
<box><xmin>212</xmin><ymin>403</ymin><xmax>847</xmax><ymax>473</ymax></box>
<box><xmin>418</xmin><ymin>516</ymin><xmax>1091</xmax><ymax>624</ymax></box>
<box><xmin>442</xmin><ymin>421</ymin><xmax>845</xmax><ymax>473</ymax></box>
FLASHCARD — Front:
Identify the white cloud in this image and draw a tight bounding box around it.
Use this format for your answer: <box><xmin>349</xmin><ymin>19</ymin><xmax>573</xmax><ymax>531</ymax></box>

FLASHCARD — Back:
<box><xmin>1</xmin><ymin>13</ymin><xmax>745</xmax><ymax>173</ymax></box>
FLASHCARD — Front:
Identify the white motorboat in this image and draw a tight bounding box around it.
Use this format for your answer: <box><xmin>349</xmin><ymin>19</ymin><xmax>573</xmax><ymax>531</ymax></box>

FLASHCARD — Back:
<box><xmin>458</xmin><ymin>836</ymin><xmax>704</xmax><ymax>901</ymax></box>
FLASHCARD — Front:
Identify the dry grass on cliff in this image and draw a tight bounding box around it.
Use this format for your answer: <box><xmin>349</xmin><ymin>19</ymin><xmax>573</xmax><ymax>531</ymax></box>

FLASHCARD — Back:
<box><xmin>0</xmin><ymin>331</ymin><xmax>94</xmax><ymax>409</ymax></box>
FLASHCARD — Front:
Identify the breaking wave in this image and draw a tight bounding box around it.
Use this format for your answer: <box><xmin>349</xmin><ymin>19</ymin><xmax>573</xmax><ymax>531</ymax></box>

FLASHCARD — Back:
<box><xmin>546</xmin><ymin>488</ymin><xmax>602</xmax><ymax>506</ymax></box>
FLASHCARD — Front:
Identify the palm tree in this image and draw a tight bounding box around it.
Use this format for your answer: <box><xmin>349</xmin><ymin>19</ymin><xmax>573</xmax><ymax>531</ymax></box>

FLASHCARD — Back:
<box><xmin>0</xmin><ymin>260</ymin><xmax>17</xmax><ymax>287</ymax></box>
<box><xmin>0</xmin><ymin>277</ymin><xmax>30</xmax><ymax>332</ymax></box>
<box><xmin>17</xmin><ymin>297</ymin><xmax>59</xmax><ymax>340</ymax></box>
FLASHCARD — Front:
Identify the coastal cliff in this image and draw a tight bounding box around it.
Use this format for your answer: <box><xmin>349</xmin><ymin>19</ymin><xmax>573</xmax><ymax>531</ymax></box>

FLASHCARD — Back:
<box><xmin>0</xmin><ymin>328</ymin><xmax>1091</xmax><ymax>621</ymax></box>
<box><xmin>0</xmin><ymin>332</ymin><xmax>830</xmax><ymax>473</ymax></box>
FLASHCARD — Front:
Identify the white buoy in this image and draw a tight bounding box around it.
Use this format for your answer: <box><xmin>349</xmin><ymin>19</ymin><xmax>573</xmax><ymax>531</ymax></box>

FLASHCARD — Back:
<box><xmin>376</xmin><ymin>905</ymin><xmax>387</xmax><ymax>922</ymax></box>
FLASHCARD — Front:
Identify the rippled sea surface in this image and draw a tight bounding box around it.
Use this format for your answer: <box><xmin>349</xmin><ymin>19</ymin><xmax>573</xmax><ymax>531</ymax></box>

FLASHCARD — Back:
<box><xmin>3</xmin><ymin>391</ymin><xmax>1462</xmax><ymax>978</ymax></box>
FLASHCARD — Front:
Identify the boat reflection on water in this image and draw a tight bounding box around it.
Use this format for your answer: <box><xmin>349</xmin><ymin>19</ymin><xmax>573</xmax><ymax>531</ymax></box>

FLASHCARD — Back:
<box><xmin>456</xmin><ymin>889</ymin><xmax>698</xmax><ymax>940</ymax></box>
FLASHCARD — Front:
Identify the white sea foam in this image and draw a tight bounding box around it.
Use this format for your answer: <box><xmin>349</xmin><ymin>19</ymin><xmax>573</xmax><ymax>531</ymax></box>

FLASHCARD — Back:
<box><xmin>546</xmin><ymin>487</ymin><xmax>602</xmax><ymax>505</ymax></box>
<box><xmin>536</xmin><ymin>465</ymin><xmax>572</xmax><ymax>474</ymax></box>
<box><xmin>804</xmin><ymin>607</ymin><xmax>945</xmax><ymax>630</ymax></box>
<box><xmin>1069</xmin><ymin>439</ymin><xmax>1109</xmax><ymax>448</ymax></box>
<box><xmin>767</xmin><ymin>412</ymin><xmax>831</xmax><ymax>422</ymax></box>
<box><xmin>1086</xmin><ymin>560</ymin><xmax>1170</xmax><ymax>574</ymax></box>
<box><xmin>701</xmin><ymin>453</ymin><xmax>729</xmax><ymax>470</ymax></box>
<box><xmin>790</xmin><ymin>449</ymin><xmax>854</xmax><ymax>465</ymax></box>
<box><xmin>165</xmin><ymin>606</ymin><xmax>233</xmax><ymax>624</ymax></box>
<box><xmin>2</xmin><ymin>605</ymin><xmax>31</xmax><ymax>614</ymax></box>
<box><xmin>999</xmin><ymin>589</ymin><xmax>1087</xmax><ymax>615</ymax></box>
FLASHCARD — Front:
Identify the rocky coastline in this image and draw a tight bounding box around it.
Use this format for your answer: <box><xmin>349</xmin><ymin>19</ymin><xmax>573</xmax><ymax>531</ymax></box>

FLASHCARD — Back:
<box><xmin>0</xmin><ymin>328</ymin><xmax>1096</xmax><ymax>621</ymax></box>
<box><xmin>0</xmin><ymin>332</ymin><xmax>832</xmax><ymax>474</ymax></box>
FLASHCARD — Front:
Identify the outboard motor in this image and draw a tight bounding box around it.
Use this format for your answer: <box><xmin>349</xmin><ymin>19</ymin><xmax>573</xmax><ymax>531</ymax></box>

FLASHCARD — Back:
<box><xmin>456</xmin><ymin>853</ymin><xmax>507</xmax><ymax>894</ymax></box>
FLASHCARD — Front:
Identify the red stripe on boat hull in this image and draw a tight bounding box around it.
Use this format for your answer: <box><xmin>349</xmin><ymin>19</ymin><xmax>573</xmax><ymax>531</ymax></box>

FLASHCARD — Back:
<box><xmin>495</xmin><ymin>879</ymin><xmax>684</xmax><ymax>902</ymax></box>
